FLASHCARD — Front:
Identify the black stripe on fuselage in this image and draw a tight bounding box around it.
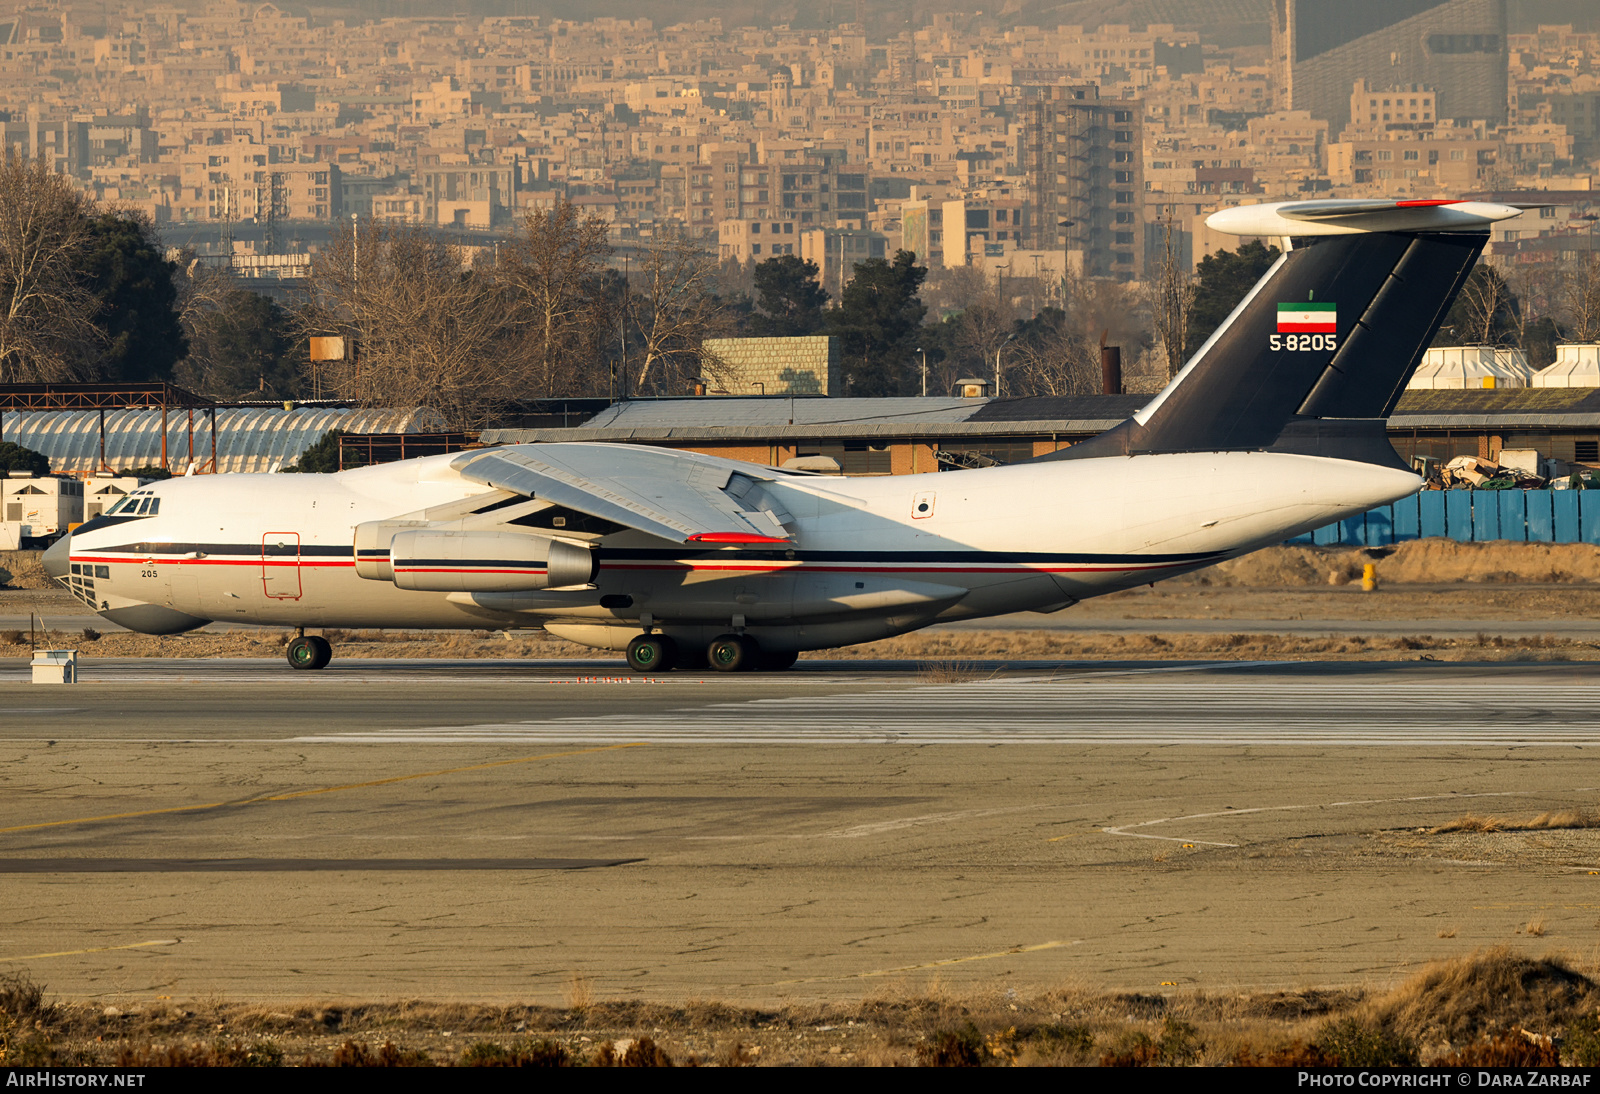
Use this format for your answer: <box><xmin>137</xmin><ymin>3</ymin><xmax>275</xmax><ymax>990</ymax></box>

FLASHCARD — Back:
<box><xmin>85</xmin><ymin>542</ymin><xmax>354</xmax><ymax>558</ymax></box>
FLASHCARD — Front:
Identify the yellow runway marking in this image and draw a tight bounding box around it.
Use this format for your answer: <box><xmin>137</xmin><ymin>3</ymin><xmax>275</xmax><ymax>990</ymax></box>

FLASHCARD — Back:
<box><xmin>774</xmin><ymin>941</ymin><xmax>1072</xmax><ymax>984</ymax></box>
<box><xmin>0</xmin><ymin>938</ymin><xmax>179</xmax><ymax>962</ymax></box>
<box><xmin>0</xmin><ymin>744</ymin><xmax>647</xmax><ymax>835</ymax></box>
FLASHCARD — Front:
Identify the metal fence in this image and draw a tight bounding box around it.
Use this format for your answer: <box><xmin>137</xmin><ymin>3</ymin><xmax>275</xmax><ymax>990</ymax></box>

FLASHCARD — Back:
<box><xmin>1288</xmin><ymin>490</ymin><xmax>1600</xmax><ymax>547</ymax></box>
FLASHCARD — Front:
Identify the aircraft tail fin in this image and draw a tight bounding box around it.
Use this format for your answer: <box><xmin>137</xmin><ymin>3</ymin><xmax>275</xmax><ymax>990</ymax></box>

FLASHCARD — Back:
<box><xmin>1043</xmin><ymin>200</ymin><xmax>1521</xmax><ymax>467</ymax></box>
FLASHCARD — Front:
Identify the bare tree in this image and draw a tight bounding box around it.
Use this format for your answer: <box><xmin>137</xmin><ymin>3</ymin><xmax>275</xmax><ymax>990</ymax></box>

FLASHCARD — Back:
<box><xmin>1456</xmin><ymin>262</ymin><xmax>1519</xmax><ymax>345</ymax></box>
<box><xmin>628</xmin><ymin>230</ymin><xmax>729</xmax><ymax>394</ymax></box>
<box><xmin>1151</xmin><ymin>217</ymin><xmax>1193</xmax><ymax>381</ymax></box>
<box><xmin>498</xmin><ymin>199</ymin><xmax>612</xmax><ymax>397</ymax></box>
<box><xmin>0</xmin><ymin>151</ymin><xmax>103</xmax><ymax>382</ymax></box>
<box><xmin>1006</xmin><ymin>311</ymin><xmax>1100</xmax><ymax>396</ymax></box>
<box><xmin>1506</xmin><ymin>260</ymin><xmax>1563</xmax><ymax>346</ymax></box>
<box><xmin>1560</xmin><ymin>252</ymin><xmax>1600</xmax><ymax>343</ymax></box>
<box><xmin>298</xmin><ymin>220</ymin><xmax>516</xmax><ymax>427</ymax></box>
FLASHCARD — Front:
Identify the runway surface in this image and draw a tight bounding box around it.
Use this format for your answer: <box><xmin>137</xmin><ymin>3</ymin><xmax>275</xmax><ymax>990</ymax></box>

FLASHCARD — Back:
<box><xmin>3</xmin><ymin>656</ymin><xmax>1600</xmax><ymax>1005</ymax></box>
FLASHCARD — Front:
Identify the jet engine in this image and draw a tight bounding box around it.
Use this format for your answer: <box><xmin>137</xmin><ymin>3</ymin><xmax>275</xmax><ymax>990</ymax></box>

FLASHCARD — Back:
<box><xmin>356</xmin><ymin>525</ymin><xmax>595</xmax><ymax>592</ymax></box>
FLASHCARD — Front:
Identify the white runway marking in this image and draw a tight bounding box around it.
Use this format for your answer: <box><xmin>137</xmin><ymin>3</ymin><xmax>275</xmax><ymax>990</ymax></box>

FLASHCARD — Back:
<box><xmin>1102</xmin><ymin>788</ymin><xmax>1600</xmax><ymax>847</ymax></box>
<box><xmin>296</xmin><ymin>676</ymin><xmax>1600</xmax><ymax>747</ymax></box>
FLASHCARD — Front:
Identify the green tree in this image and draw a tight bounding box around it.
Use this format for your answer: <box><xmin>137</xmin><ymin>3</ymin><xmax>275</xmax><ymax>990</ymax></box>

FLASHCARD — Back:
<box><xmin>177</xmin><ymin>282</ymin><xmax>300</xmax><ymax>398</ymax></box>
<box><xmin>749</xmin><ymin>255</ymin><xmax>829</xmax><ymax>337</ymax></box>
<box><xmin>81</xmin><ymin>213</ymin><xmax>187</xmax><ymax>382</ymax></box>
<box><xmin>0</xmin><ymin>441</ymin><xmax>49</xmax><ymax>475</ymax></box>
<box><xmin>1185</xmin><ymin>239</ymin><xmax>1280</xmax><ymax>352</ymax></box>
<box><xmin>1524</xmin><ymin>315</ymin><xmax>1563</xmax><ymax>369</ymax></box>
<box><xmin>282</xmin><ymin>429</ymin><xmax>345</xmax><ymax>473</ymax></box>
<box><xmin>826</xmin><ymin>250</ymin><xmax>928</xmax><ymax>395</ymax></box>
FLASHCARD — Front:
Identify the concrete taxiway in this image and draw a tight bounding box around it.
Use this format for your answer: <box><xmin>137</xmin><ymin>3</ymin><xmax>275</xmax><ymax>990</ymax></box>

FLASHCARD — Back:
<box><xmin>2</xmin><ymin>656</ymin><xmax>1599</xmax><ymax>1006</ymax></box>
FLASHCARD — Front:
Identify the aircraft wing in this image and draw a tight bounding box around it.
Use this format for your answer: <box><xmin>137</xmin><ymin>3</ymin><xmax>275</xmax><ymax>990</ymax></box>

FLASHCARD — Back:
<box><xmin>449</xmin><ymin>443</ymin><xmax>794</xmax><ymax>545</ymax></box>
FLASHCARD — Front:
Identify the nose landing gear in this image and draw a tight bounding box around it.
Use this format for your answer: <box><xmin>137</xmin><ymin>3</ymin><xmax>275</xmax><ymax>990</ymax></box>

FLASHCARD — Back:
<box><xmin>286</xmin><ymin>633</ymin><xmax>333</xmax><ymax>670</ymax></box>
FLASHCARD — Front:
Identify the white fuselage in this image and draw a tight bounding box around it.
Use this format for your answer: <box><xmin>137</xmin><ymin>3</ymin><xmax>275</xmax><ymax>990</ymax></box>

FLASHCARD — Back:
<box><xmin>61</xmin><ymin>446</ymin><xmax>1419</xmax><ymax>653</ymax></box>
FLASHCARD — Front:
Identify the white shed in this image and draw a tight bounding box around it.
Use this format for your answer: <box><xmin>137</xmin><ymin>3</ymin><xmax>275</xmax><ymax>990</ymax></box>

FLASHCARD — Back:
<box><xmin>1531</xmin><ymin>344</ymin><xmax>1600</xmax><ymax>388</ymax></box>
<box><xmin>1407</xmin><ymin>346</ymin><xmax>1528</xmax><ymax>390</ymax></box>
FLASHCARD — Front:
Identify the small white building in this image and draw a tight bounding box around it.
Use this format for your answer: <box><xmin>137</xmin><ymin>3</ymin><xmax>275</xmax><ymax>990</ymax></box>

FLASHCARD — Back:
<box><xmin>84</xmin><ymin>474</ymin><xmax>152</xmax><ymax>520</ymax></box>
<box><xmin>2</xmin><ymin>473</ymin><xmax>84</xmax><ymax>547</ymax></box>
<box><xmin>1407</xmin><ymin>346</ymin><xmax>1528</xmax><ymax>390</ymax></box>
<box><xmin>1531</xmin><ymin>344</ymin><xmax>1600</xmax><ymax>389</ymax></box>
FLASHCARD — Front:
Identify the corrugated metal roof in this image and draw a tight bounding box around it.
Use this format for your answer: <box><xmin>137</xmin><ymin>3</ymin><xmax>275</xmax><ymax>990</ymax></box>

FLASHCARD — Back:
<box><xmin>2</xmin><ymin>406</ymin><xmax>446</xmax><ymax>474</ymax></box>
<box><xmin>581</xmin><ymin>396</ymin><xmax>988</xmax><ymax>429</ymax></box>
<box><xmin>481</xmin><ymin>420</ymin><xmax>1130</xmax><ymax>445</ymax></box>
<box><xmin>1392</xmin><ymin>388</ymin><xmax>1600</xmax><ymax>413</ymax></box>
<box><xmin>1390</xmin><ymin>414</ymin><xmax>1600</xmax><ymax>430</ymax></box>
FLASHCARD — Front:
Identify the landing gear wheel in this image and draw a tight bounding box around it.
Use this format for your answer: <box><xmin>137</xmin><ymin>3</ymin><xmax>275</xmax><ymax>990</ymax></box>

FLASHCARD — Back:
<box><xmin>707</xmin><ymin>633</ymin><xmax>757</xmax><ymax>673</ymax></box>
<box><xmin>758</xmin><ymin>649</ymin><xmax>799</xmax><ymax>672</ymax></box>
<box><xmin>286</xmin><ymin>635</ymin><xmax>332</xmax><ymax>671</ymax></box>
<box><xmin>626</xmin><ymin>634</ymin><xmax>677</xmax><ymax>673</ymax></box>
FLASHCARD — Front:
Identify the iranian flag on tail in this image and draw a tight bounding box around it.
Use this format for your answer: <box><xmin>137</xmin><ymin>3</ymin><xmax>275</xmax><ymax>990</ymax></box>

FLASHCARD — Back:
<box><xmin>1277</xmin><ymin>301</ymin><xmax>1337</xmax><ymax>334</ymax></box>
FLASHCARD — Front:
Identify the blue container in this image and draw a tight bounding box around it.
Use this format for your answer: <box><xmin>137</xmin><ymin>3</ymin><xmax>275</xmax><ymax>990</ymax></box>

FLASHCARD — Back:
<box><xmin>1555</xmin><ymin>491</ymin><xmax>1581</xmax><ymax>542</ymax></box>
<box><xmin>1584</xmin><ymin>492</ymin><xmax>1600</xmax><ymax>546</ymax></box>
<box><xmin>1341</xmin><ymin>513</ymin><xmax>1367</xmax><ymax>545</ymax></box>
<box><xmin>1473</xmin><ymin>490</ymin><xmax>1501</xmax><ymax>540</ymax></box>
<box><xmin>1313</xmin><ymin>521</ymin><xmax>1344</xmax><ymax>546</ymax></box>
<box><xmin>1444</xmin><ymin>491</ymin><xmax>1473</xmax><ymax>541</ymax></box>
<box><xmin>1497</xmin><ymin>490</ymin><xmax>1527</xmax><ymax>542</ymax></box>
<box><xmin>1391</xmin><ymin>494</ymin><xmax>1421</xmax><ymax>541</ymax></box>
<box><xmin>1420</xmin><ymin>491</ymin><xmax>1448</xmax><ymax>539</ymax></box>
<box><xmin>1527</xmin><ymin>491</ymin><xmax>1555</xmax><ymax>542</ymax></box>
<box><xmin>1364</xmin><ymin>504</ymin><xmax>1395</xmax><ymax>546</ymax></box>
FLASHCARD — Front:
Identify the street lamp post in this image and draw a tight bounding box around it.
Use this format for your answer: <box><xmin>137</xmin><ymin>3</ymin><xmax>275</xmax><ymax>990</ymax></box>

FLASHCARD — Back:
<box><xmin>917</xmin><ymin>346</ymin><xmax>927</xmax><ymax>397</ymax></box>
<box><xmin>994</xmin><ymin>332</ymin><xmax>1016</xmax><ymax>398</ymax></box>
<box><xmin>1578</xmin><ymin>212</ymin><xmax>1599</xmax><ymax>253</ymax></box>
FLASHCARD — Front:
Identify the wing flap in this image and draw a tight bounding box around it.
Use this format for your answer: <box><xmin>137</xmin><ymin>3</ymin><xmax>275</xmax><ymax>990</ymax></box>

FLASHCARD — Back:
<box><xmin>451</xmin><ymin>444</ymin><xmax>795</xmax><ymax>545</ymax></box>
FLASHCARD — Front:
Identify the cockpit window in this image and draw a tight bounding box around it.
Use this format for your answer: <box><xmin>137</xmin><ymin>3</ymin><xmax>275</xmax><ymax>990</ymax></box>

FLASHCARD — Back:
<box><xmin>108</xmin><ymin>494</ymin><xmax>159</xmax><ymax>517</ymax></box>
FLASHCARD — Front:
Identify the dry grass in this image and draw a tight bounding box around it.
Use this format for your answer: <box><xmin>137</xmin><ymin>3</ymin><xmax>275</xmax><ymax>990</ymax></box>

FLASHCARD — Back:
<box><xmin>1429</xmin><ymin>811</ymin><xmax>1600</xmax><ymax>835</ymax></box>
<box><xmin>10</xmin><ymin>948</ymin><xmax>1600</xmax><ymax>1066</ymax></box>
<box><xmin>1363</xmin><ymin>946</ymin><xmax>1596</xmax><ymax>1046</ymax></box>
<box><xmin>915</xmin><ymin>660</ymin><xmax>991</xmax><ymax>684</ymax></box>
<box><xmin>563</xmin><ymin>973</ymin><xmax>594</xmax><ymax>1013</ymax></box>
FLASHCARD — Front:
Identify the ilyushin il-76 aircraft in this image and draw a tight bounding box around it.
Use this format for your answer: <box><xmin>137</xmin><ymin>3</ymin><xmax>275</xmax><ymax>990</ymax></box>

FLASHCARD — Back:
<box><xmin>46</xmin><ymin>198</ymin><xmax>1522</xmax><ymax>672</ymax></box>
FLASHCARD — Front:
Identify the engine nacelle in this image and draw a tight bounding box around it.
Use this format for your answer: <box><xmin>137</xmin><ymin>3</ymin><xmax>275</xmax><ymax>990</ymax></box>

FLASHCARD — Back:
<box><xmin>384</xmin><ymin>529</ymin><xmax>595</xmax><ymax>592</ymax></box>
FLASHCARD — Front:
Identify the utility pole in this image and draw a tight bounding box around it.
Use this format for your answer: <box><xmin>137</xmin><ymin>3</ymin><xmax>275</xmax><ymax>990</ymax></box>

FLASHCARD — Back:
<box><xmin>994</xmin><ymin>333</ymin><xmax>1015</xmax><ymax>398</ymax></box>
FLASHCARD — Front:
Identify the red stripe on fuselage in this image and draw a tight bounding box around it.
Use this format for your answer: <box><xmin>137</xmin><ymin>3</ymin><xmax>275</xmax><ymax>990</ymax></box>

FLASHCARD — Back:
<box><xmin>75</xmin><ymin>555</ymin><xmax>1195</xmax><ymax>577</ymax></box>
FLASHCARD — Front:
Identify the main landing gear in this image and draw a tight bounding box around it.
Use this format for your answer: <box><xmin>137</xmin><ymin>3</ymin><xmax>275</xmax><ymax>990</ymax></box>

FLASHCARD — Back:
<box><xmin>624</xmin><ymin>632</ymin><xmax>798</xmax><ymax>673</ymax></box>
<box><xmin>286</xmin><ymin>632</ymin><xmax>333</xmax><ymax>670</ymax></box>
<box><xmin>625</xmin><ymin>633</ymin><xmax>677</xmax><ymax>673</ymax></box>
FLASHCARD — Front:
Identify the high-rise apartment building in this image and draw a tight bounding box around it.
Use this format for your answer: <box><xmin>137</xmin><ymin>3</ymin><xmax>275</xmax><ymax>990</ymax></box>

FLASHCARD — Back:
<box><xmin>1273</xmin><ymin>0</ymin><xmax>1508</xmax><ymax>133</ymax></box>
<box><xmin>1020</xmin><ymin>84</ymin><xmax>1144</xmax><ymax>280</ymax></box>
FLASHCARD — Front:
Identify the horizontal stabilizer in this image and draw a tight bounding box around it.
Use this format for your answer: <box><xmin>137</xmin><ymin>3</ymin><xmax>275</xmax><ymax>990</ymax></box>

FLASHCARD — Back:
<box><xmin>1208</xmin><ymin>198</ymin><xmax>1523</xmax><ymax>237</ymax></box>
